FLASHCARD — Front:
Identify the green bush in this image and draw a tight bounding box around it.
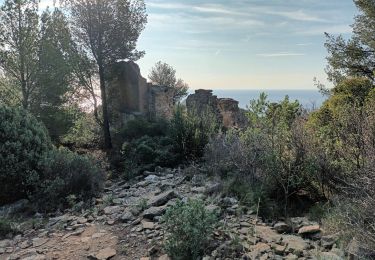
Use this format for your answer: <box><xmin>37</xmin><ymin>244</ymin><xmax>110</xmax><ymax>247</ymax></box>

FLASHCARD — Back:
<box><xmin>121</xmin><ymin>135</ymin><xmax>178</xmax><ymax>179</ymax></box>
<box><xmin>118</xmin><ymin>117</ymin><xmax>169</xmax><ymax>142</ymax></box>
<box><xmin>0</xmin><ymin>218</ymin><xmax>18</xmax><ymax>239</ymax></box>
<box><xmin>62</xmin><ymin>112</ymin><xmax>102</xmax><ymax>148</ymax></box>
<box><xmin>34</xmin><ymin>148</ymin><xmax>104</xmax><ymax>212</ymax></box>
<box><xmin>162</xmin><ymin>199</ymin><xmax>218</xmax><ymax>260</ymax></box>
<box><xmin>0</xmin><ymin>106</ymin><xmax>51</xmax><ymax>205</ymax></box>
<box><xmin>170</xmin><ymin>105</ymin><xmax>219</xmax><ymax>161</ymax></box>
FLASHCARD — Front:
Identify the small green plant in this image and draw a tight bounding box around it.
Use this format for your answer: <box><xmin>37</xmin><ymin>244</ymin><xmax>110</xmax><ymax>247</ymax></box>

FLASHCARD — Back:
<box><xmin>102</xmin><ymin>194</ymin><xmax>114</xmax><ymax>207</ymax></box>
<box><xmin>136</xmin><ymin>198</ymin><xmax>148</xmax><ymax>212</ymax></box>
<box><xmin>162</xmin><ymin>199</ymin><xmax>218</xmax><ymax>260</ymax></box>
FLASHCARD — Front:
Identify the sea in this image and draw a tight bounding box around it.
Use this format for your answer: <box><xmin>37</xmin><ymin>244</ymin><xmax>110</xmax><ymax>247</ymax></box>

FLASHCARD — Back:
<box><xmin>191</xmin><ymin>89</ymin><xmax>327</xmax><ymax>109</ymax></box>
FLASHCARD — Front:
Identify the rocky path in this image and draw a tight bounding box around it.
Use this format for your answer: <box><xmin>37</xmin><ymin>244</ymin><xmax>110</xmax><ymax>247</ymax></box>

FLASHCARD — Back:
<box><xmin>0</xmin><ymin>168</ymin><xmax>344</xmax><ymax>260</ymax></box>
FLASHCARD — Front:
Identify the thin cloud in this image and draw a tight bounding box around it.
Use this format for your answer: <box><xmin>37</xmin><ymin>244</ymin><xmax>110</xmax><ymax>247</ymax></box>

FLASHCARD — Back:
<box><xmin>256</xmin><ymin>52</ymin><xmax>305</xmax><ymax>57</ymax></box>
<box><xmin>296</xmin><ymin>43</ymin><xmax>313</xmax><ymax>46</ymax></box>
<box><xmin>267</xmin><ymin>10</ymin><xmax>327</xmax><ymax>22</ymax></box>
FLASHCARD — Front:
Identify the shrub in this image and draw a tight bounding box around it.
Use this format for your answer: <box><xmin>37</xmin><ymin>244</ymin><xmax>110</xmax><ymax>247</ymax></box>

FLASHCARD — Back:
<box><xmin>62</xmin><ymin>112</ymin><xmax>102</xmax><ymax>148</ymax></box>
<box><xmin>170</xmin><ymin>105</ymin><xmax>219</xmax><ymax>161</ymax></box>
<box><xmin>0</xmin><ymin>218</ymin><xmax>18</xmax><ymax>239</ymax></box>
<box><xmin>162</xmin><ymin>199</ymin><xmax>218</xmax><ymax>260</ymax></box>
<box><xmin>121</xmin><ymin>135</ymin><xmax>179</xmax><ymax>179</ymax></box>
<box><xmin>0</xmin><ymin>106</ymin><xmax>51</xmax><ymax>205</ymax></box>
<box><xmin>33</xmin><ymin>148</ymin><xmax>104</xmax><ymax>212</ymax></box>
<box><xmin>117</xmin><ymin>117</ymin><xmax>169</xmax><ymax>142</ymax></box>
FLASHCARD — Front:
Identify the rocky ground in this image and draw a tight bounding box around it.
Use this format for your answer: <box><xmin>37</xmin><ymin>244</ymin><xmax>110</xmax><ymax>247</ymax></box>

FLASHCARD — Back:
<box><xmin>0</xmin><ymin>167</ymin><xmax>347</xmax><ymax>260</ymax></box>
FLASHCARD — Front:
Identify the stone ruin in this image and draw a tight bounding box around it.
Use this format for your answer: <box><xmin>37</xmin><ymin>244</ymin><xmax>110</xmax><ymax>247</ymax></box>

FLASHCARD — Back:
<box><xmin>107</xmin><ymin>61</ymin><xmax>175</xmax><ymax>125</ymax></box>
<box><xmin>108</xmin><ymin>61</ymin><xmax>247</xmax><ymax>129</ymax></box>
<box><xmin>186</xmin><ymin>89</ymin><xmax>247</xmax><ymax>129</ymax></box>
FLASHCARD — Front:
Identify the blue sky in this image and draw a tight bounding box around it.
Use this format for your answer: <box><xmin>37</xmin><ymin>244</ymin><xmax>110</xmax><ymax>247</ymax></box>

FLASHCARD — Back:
<box><xmin>136</xmin><ymin>0</ymin><xmax>357</xmax><ymax>90</ymax></box>
<box><xmin>1</xmin><ymin>0</ymin><xmax>357</xmax><ymax>90</ymax></box>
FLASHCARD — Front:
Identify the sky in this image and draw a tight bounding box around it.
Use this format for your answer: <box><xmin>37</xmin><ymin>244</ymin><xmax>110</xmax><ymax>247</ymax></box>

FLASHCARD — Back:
<box><xmin>136</xmin><ymin>0</ymin><xmax>357</xmax><ymax>90</ymax></box>
<box><xmin>1</xmin><ymin>0</ymin><xmax>358</xmax><ymax>90</ymax></box>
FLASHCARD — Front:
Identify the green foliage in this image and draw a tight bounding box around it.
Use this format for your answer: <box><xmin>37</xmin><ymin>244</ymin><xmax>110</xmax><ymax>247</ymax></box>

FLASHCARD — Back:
<box><xmin>0</xmin><ymin>0</ymin><xmax>39</xmax><ymax>109</ymax></box>
<box><xmin>162</xmin><ymin>199</ymin><xmax>218</xmax><ymax>260</ymax></box>
<box><xmin>34</xmin><ymin>147</ymin><xmax>104</xmax><ymax>212</ymax></box>
<box><xmin>118</xmin><ymin>117</ymin><xmax>169</xmax><ymax>142</ymax></box>
<box><xmin>324</xmin><ymin>1</ymin><xmax>375</xmax><ymax>84</ymax></box>
<box><xmin>31</xmin><ymin>8</ymin><xmax>82</xmax><ymax>142</ymax></box>
<box><xmin>170</xmin><ymin>105</ymin><xmax>219</xmax><ymax>160</ymax></box>
<box><xmin>222</xmin><ymin>176</ymin><xmax>276</xmax><ymax>218</ymax></box>
<box><xmin>62</xmin><ymin>112</ymin><xmax>102</xmax><ymax>148</ymax></box>
<box><xmin>0</xmin><ymin>106</ymin><xmax>51</xmax><ymax>205</ymax></box>
<box><xmin>0</xmin><ymin>218</ymin><xmax>18</xmax><ymax>239</ymax></box>
<box><xmin>121</xmin><ymin>135</ymin><xmax>178</xmax><ymax>179</ymax></box>
<box><xmin>148</xmin><ymin>61</ymin><xmax>189</xmax><ymax>104</ymax></box>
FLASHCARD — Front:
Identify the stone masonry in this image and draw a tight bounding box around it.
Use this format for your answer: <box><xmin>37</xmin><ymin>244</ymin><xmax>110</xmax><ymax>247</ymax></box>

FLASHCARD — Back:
<box><xmin>108</xmin><ymin>62</ymin><xmax>246</xmax><ymax>129</ymax></box>
<box><xmin>186</xmin><ymin>89</ymin><xmax>247</xmax><ymax>129</ymax></box>
<box><xmin>108</xmin><ymin>61</ymin><xmax>175</xmax><ymax>124</ymax></box>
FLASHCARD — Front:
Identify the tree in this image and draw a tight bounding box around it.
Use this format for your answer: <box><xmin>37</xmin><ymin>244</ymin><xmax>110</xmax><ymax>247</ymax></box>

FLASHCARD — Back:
<box><xmin>0</xmin><ymin>0</ymin><xmax>39</xmax><ymax>109</ymax></box>
<box><xmin>149</xmin><ymin>61</ymin><xmax>189</xmax><ymax>104</ymax></box>
<box><xmin>325</xmin><ymin>0</ymin><xmax>375</xmax><ymax>85</ymax></box>
<box><xmin>33</xmin><ymin>8</ymin><xmax>80</xmax><ymax>142</ymax></box>
<box><xmin>65</xmin><ymin>0</ymin><xmax>147</xmax><ymax>149</ymax></box>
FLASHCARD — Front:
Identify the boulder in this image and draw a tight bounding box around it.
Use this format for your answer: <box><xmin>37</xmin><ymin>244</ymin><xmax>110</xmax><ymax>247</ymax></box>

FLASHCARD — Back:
<box><xmin>274</xmin><ymin>222</ymin><xmax>291</xmax><ymax>234</ymax></box>
<box><xmin>143</xmin><ymin>206</ymin><xmax>166</xmax><ymax>220</ymax></box>
<box><xmin>88</xmin><ymin>247</ymin><xmax>116</xmax><ymax>260</ymax></box>
<box><xmin>120</xmin><ymin>211</ymin><xmax>135</xmax><ymax>222</ymax></box>
<box><xmin>147</xmin><ymin>190</ymin><xmax>176</xmax><ymax>207</ymax></box>
<box><xmin>321</xmin><ymin>235</ymin><xmax>337</xmax><ymax>248</ymax></box>
<box><xmin>103</xmin><ymin>206</ymin><xmax>122</xmax><ymax>215</ymax></box>
<box><xmin>298</xmin><ymin>225</ymin><xmax>321</xmax><ymax>235</ymax></box>
<box><xmin>283</xmin><ymin>235</ymin><xmax>309</xmax><ymax>256</ymax></box>
<box><xmin>142</xmin><ymin>221</ymin><xmax>155</xmax><ymax>230</ymax></box>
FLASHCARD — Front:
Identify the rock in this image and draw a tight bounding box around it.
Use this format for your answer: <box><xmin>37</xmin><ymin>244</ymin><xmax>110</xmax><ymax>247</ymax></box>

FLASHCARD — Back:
<box><xmin>103</xmin><ymin>206</ymin><xmax>121</xmax><ymax>215</ymax></box>
<box><xmin>142</xmin><ymin>221</ymin><xmax>155</xmax><ymax>230</ymax></box>
<box><xmin>283</xmin><ymin>235</ymin><xmax>308</xmax><ymax>256</ymax></box>
<box><xmin>158</xmin><ymin>254</ymin><xmax>171</xmax><ymax>260</ymax></box>
<box><xmin>32</xmin><ymin>238</ymin><xmax>48</xmax><ymax>247</ymax></box>
<box><xmin>77</xmin><ymin>217</ymin><xmax>88</xmax><ymax>224</ymax></box>
<box><xmin>145</xmin><ymin>175</ymin><xmax>159</xmax><ymax>182</ymax></box>
<box><xmin>298</xmin><ymin>225</ymin><xmax>321</xmax><ymax>235</ymax></box>
<box><xmin>239</xmin><ymin>227</ymin><xmax>250</xmax><ymax>235</ymax></box>
<box><xmin>147</xmin><ymin>190</ymin><xmax>176</xmax><ymax>207</ymax></box>
<box><xmin>255</xmin><ymin>226</ymin><xmax>281</xmax><ymax>243</ymax></box>
<box><xmin>0</xmin><ymin>239</ymin><xmax>12</xmax><ymax>248</ymax></box>
<box><xmin>285</xmin><ymin>253</ymin><xmax>298</xmax><ymax>260</ymax></box>
<box><xmin>143</xmin><ymin>206</ymin><xmax>166</xmax><ymax>220</ymax></box>
<box><xmin>274</xmin><ymin>244</ymin><xmax>286</xmax><ymax>255</ymax></box>
<box><xmin>19</xmin><ymin>240</ymin><xmax>32</xmax><ymax>249</ymax></box>
<box><xmin>0</xmin><ymin>199</ymin><xmax>30</xmax><ymax>217</ymax></box>
<box><xmin>249</xmin><ymin>243</ymin><xmax>270</xmax><ymax>258</ymax></box>
<box><xmin>120</xmin><ymin>211</ymin><xmax>134</xmax><ymax>222</ymax></box>
<box><xmin>320</xmin><ymin>251</ymin><xmax>343</xmax><ymax>260</ymax></box>
<box><xmin>222</xmin><ymin>197</ymin><xmax>238</xmax><ymax>207</ymax></box>
<box><xmin>347</xmin><ymin>238</ymin><xmax>360</xmax><ymax>260</ymax></box>
<box><xmin>204</xmin><ymin>182</ymin><xmax>221</xmax><ymax>195</ymax></box>
<box><xmin>22</xmin><ymin>254</ymin><xmax>46</xmax><ymax>260</ymax></box>
<box><xmin>191</xmin><ymin>186</ymin><xmax>206</xmax><ymax>193</ymax></box>
<box><xmin>88</xmin><ymin>247</ymin><xmax>116</xmax><ymax>260</ymax></box>
<box><xmin>274</xmin><ymin>222</ymin><xmax>290</xmax><ymax>234</ymax></box>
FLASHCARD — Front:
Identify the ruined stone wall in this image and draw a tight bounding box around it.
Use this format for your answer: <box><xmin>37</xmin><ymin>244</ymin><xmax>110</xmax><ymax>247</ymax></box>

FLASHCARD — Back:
<box><xmin>148</xmin><ymin>84</ymin><xmax>175</xmax><ymax>119</ymax></box>
<box><xmin>108</xmin><ymin>61</ymin><xmax>174</xmax><ymax>124</ymax></box>
<box><xmin>186</xmin><ymin>89</ymin><xmax>247</xmax><ymax>129</ymax></box>
<box><xmin>108</xmin><ymin>62</ymin><xmax>246</xmax><ymax>128</ymax></box>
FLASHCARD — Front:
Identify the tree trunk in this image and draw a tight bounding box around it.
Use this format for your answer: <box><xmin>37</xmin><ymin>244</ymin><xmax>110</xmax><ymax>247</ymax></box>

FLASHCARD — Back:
<box><xmin>98</xmin><ymin>63</ymin><xmax>112</xmax><ymax>149</ymax></box>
